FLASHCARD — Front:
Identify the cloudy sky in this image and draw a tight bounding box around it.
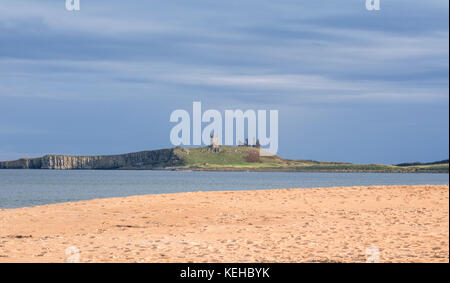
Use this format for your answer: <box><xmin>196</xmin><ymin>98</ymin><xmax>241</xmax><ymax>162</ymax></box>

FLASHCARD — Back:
<box><xmin>0</xmin><ymin>0</ymin><xmax>448</xmax><ymax>164</ymax></box>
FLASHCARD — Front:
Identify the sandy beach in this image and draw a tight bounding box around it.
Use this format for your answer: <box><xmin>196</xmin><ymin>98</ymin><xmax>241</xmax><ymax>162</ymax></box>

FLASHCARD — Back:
<box><xmin>0</xmin><ymin>185</ymin><xmax>448</xmax><ymax>263</ymax></box>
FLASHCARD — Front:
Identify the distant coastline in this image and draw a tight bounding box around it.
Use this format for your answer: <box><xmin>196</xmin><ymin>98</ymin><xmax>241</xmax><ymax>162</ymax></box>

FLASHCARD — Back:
<box><xmin>0</xmin><ymin>146</ymin><xmax>448</xmax><ymax>173</ymax></box>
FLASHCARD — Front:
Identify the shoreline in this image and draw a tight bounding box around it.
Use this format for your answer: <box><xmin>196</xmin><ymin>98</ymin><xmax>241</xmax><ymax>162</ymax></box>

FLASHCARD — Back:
<box><xmin>165</xmin><ymin>168</ymin><xmax>450</xmax><ymax>174</ymax></box>
<box><xmin>1</xmin><ymin>147</ymin><xmax>447</xmax><ymax>173</ymax></box>
<box><xmin>0</xmin><ymin>168</ymin><xmax>448</xmax><ymax>173</ymax></box>
<box><xmin>1</xmin><ymin>185</ymin><xmax>448</xmax><ymax>263</ymax></box>
<box><xmin>1</xmin><ymin>183</ymin><xmax>450</xmax><ymax>211</ymax></box>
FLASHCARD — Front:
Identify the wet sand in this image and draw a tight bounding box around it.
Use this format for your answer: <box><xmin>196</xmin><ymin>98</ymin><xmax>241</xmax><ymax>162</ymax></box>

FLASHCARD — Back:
<box><xmin>0</xmin><ymin>185</ymin><xmax>448</xmax><ymax>263</ymax></box>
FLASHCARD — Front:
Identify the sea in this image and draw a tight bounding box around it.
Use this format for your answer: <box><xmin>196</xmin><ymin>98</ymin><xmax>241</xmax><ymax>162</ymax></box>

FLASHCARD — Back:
<box><xmin>0</xmin><ymin>170</ymin><xmax>448</xmax><ymax>209</ymax></box>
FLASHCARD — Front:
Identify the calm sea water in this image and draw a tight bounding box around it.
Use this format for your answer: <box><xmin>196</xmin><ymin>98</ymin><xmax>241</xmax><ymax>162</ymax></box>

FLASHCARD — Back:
<box><xmin>0</xmin><ymin>170</ymin><xmax>448</xmax><ymax>209</ymax></box>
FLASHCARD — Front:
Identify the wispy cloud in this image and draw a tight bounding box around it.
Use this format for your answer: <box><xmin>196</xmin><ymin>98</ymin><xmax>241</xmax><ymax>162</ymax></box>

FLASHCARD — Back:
<box><xmin>1</xmin><ymin>1</ymin><xmax>447</xmax><ymax>104</ymax></box>
<box><xmin>0</xmin><ymin>0</ymin><xmax>448</xmax><ymax>162</ymax></box>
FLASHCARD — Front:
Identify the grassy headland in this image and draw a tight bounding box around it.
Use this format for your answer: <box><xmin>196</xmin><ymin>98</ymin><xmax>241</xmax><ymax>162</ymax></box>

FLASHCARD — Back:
<box><xmin>0</xmin><ymin>146</ymin><xmax>448</xmax><ymax>173</ymax></box>
<box><xmin>172</xmin><ymin>146</ymin><xmax>448</xmax><ymax>173</ymax></box>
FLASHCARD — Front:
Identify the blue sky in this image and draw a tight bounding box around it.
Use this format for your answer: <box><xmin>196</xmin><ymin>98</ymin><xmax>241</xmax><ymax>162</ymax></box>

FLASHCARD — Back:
<box><xmin>0</xmin><ymin>0</ymin><xmax>448</xmax><ymax>164</ymax></box>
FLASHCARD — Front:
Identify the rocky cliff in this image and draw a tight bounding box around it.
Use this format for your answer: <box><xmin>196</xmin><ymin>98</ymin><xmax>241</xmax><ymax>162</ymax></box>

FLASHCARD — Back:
<box><xmin>1</xmin><ymin>147</ymin><xmax>448</xmax><ymax>173</ymax></box>
<box><xmin>0</xmin><ymin>149</ymin><xmax>183</xmax><ymax>170</ymax></box>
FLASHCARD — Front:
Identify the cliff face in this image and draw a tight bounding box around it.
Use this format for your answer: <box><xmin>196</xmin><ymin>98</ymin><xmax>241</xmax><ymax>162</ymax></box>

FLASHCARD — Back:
<box><xmin>0</xmin><ymin>149</ymin><xmax>183</xmax><ymax>170</ymax></box>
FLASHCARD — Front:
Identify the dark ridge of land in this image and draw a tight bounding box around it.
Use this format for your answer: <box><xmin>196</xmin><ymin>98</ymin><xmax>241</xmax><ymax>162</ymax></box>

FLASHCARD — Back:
<box><xmin>396</xmin><ymin>160</ymin><xmax>449</xmax><ymax>167</ymax></box>
<box><xmin>0</xmin><ymin>146</ymin><xmax>448</xmax><ymax>173</ymax></box>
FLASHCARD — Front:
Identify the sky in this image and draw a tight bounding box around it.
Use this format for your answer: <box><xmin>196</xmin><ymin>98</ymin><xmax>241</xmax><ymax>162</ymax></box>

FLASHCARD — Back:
<box><xmin>0</xmin><ymin>0</ymin><xmax>448</xmax><ymax>164</ymax></box>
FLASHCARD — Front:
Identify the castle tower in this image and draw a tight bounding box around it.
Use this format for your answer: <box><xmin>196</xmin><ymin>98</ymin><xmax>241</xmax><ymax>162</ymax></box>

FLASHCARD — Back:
<box><xmin>210</xmin><ymin>134</ymin><xmax>219</xmax><ymax>149</ymax></box>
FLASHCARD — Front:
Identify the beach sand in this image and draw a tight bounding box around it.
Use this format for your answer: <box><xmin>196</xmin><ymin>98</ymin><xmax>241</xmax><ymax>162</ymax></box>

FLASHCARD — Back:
<box><xmin>0</xmin><ymin>185</ymin><xmax>448</xmax><ymax>263</ymax></box>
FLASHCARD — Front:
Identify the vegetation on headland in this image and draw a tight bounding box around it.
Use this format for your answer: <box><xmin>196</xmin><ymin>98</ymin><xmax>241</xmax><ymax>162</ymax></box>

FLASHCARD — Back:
<box><xmin>395</xmin><ymin>160</ymin><xmax>449</xmax><ymax>167</ymax></box>
<box><xmin>172</xmin><ymin>146</ymin><xmax>449</xmax><ymax>173</ymax></box>
<box><xmin>0</xmin><ymin>146</ymin><xmax>448</xmax><ymax>173</ymax></box>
